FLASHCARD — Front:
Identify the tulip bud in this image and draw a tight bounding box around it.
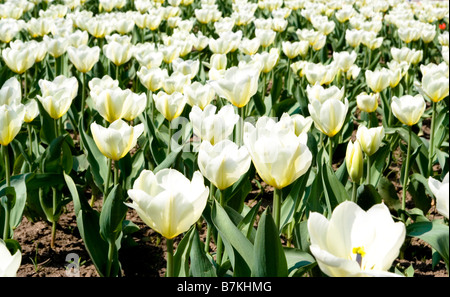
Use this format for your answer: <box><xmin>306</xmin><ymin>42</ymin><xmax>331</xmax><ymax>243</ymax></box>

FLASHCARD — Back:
<box><xmin>346</xmin><ymin>140</ymin><xmax>363</xmax><ymax>183</ymax></box>
<box><xmin>90</xmin><ymin>119</ymin><xmax>144</xmax><ymax>161</ymax></box>
<box><xmin>356</xmin><ymin>125</ymin><xmax>385</xmax><ymax>157</ymax></box>
<box><xmin>198</xmin><ymin>139</ymin><xmax>252</xmax><ymax>190</ymax></box>
<box><xmin>153</xmin><ymin>91</ymin><xmax>187</xmax><ymax>122</ymax></box>
<box><xmin>23</xmin><ymin>100</ymin><xmax>40</xmax><ymax>123</ymax></box>
<box><xmin>0</xmin><ymin>104</ymin><xmax>25</xmax><ymax>146</ymax></box>
<box><xmin>356</xmin><ymin>92</ymin><xmax>379</xmax><ymax>113</ymax></box>
<box><xmin>391</xmin><ymin>94</ymin><xmax>426</xmax><ymax>126</ymax></box>
<box><xmin>126</xmin><ymin>169</ymin><xmax>209</xmax><ymax>239</ymax></box>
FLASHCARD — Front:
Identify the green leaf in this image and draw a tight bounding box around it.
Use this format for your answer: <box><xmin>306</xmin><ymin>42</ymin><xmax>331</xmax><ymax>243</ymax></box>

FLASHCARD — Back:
<box><xmin>211</xmin><ymin>200</ymin><xmax>254</xmax><ymax>274</ymax></box>
<box><xmin>0</xmin><ymin>174</ymin><xmax>32</xmax><ymax>232</ymax></box>
<box><xmin>284</xmin><ymin>247</ymin><xmax>316</xmax><ymax>277</ymax></box>
<box><xmin>321</xmin><ymin>162</ymin><xmax>350</xmax><ymax>212</ymax></box>
<box><xmin>356</xmin><ymin>184</ymin><xmax>382</xmax><ymax>211</ymax></box>
<box><xmin>99</xmin><ymin>185</ymin><xmax>128</xmax><ymax>245</ymax></box>
<box><xmin>377</xmin><ymin>176</ymin><xmax>402</xmax><ymax>212</ymax></box>
<box><xmin>407</xmin><ymin>220</ymin><xmax>449</xmax><ymax>268</ymax></box>
<box><xmin>173</xmin><ymin>227</ymin><xmax>195</xmax><ymax>277</ymax></box>
<box><xmin>251</xmin><ymin>209</ymin><xmax>288</xmax><ymax>277</ymax></box>
<box><xmin>189</xmin><ymin>228</ymin><xmax>217</xmax><ymax>277</ymax></box>
<box><xmin>63</xmin><ymin>172</ymin><xmax>109</xmax><ymax>277</ymax></box>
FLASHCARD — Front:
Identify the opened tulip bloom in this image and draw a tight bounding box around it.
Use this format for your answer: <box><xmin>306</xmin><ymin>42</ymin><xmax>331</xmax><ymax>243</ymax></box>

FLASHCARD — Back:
<box><xmin>243</xmin><ymin>114</ymin><xmax>312</xmax><ymax>190</ymax></box>
<box><xmin>428</xmin><ymin>173</ymin><xmax>449</xmax><ymax>219</ymax></box>
<box><xmin>198</xmin><ymin>139</ymin><xmax>251</xmax><ymax>191</ymax></box>
<box><xmin>0</xmin><ymin>239</ymin><xmax>21</xmax><ymax>277</ymax></box>
<box><xmin>67</xmin><ymin>45</ymin><xmax>100</xmax><ymax>73</ymax></box>
<box><xmin>307</xmin><ymin>201</ymin><xmax>406</xmax><ymax>277</ymax></box>
<box><xmin>189</xmin><ymin>104</ymin><xmax>239</xmax><ymax>145</ymax></box>
<box><xmin>90</xmin><ymin>119</ymin><xmax>144</xmax><ymax>161</ymax></box>
<box><xmin>391</xmin><ymin>94</ymin><xmax>426</xmax><ymax>126</ymax></box>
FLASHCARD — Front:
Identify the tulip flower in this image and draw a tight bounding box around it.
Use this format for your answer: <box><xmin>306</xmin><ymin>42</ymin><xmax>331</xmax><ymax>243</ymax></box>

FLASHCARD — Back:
<box><xmin>137</xmin><ymin>66</ymin><xmax>168</xmax><ymax>93</ymax></box>
<box><xmin>171</xmin><ymin>58</ymin><xmax>200</xmax><ymax>80</ymax></box>
<box><xmin>43</xmin><ymin>35</ymin><xmax>70</xmax><ymax>59</ymax></box>
<box><xmin>37</xmin><ymin>76</ymin><xmax>78</xmax><ymax>120</ymax></box>
<box><xmin>0</xmin><ymin>77</ymin><xmax>21</xmax><ymax>107</ymax></box>
<box><xmin>1</xmin><ymin>45</ymin><xmax>36</xmax><ymax>75</ymax></box>
<box><xmin>189</xmin><ymin>104</ymin><xmax>239</xmax><ymax>146</ymax></box>
<box><xmin>0</xmin><ymin>239</ymin><xmax>21</xmax><ymax>277</ymax></box>
<box><xmin>244</xmin><ymin>114</ymin><xmax>312</xmax><ymax>228</ymax></box>
<box><xmin>282</xmin><ymin>40</ymin><xmax>309</xmax><ymax>59</ymax></box>
<box><xmin>365</xmin><ymin>68</ymin><xmax>391</xmax><ymax>93</ymax></box>
<box><xmin>240</xmin><ymin>38</ymin><xmax>261</xmax><ymax>56</ymax></box>
<box><xmin>391</xmin><ymin>94</ymin><xmax>425</xmax><ymax>220</ymax></box>
<box><xmin>307</xmin><ymin>201</ymin><xmax>406</xmax><ymax>277</ymax></box>
<box><xmin>303</xmin><ymin>62</ymin><xmax>338</xmax><ymax>86</ymax></box>
<box><xmin>356</xmin><ymin>92</ymin><xmax>379</xmax><ymax>113</ymax></box>
<box><xmin>356</xmin><ymin>125</ymin><xmax>385</xmax><ymax>184</ymax></box>
<box><xmin>255</xmin><ymin>28</ymin><xmax>277</xmax><ymax>48</ymax></box>
<box><xmin>67</xmin><ymin>45</ymin><xmax>100</xmax><ymax>74</ymax></box>
<box><xmin>333</xmin><ymin>51</ymin><xmax>357</xmax><ymax>73</ymax></box>
<box><xmin>90</xmin><ymin>119</ymin><xmax>144</xmax><ymax>162</ymax></box>
<box><xmin>346</xmin><ymin>139</ymin><xmax>363</xmax><ymax>201</ymax></box>
<box><xmin>0</xmin><ymin>104</ymin><xmax>25</xmax><ymax>147</ymax></box>
<box><xmin>197</xmin><ymin>139</ymin><xmax>251</xmax><ymax>191</ymax></box>
<box><xmin>308</xmin><ymin>95</ymin><xmax>349</xmax><ymax>138</ymax></box>
<box><xmin>306</xmin><ymin>83</ymin><xmax>345</xmax><ymax>104</ymax></box>
<box><xmin>428</xmin><ymin>173</ymin><xmax>449</xmax><ymax>219</ymax></box>
<box><xmin>126</xmin><ymin>169</ymin><xmax>209</xmax><ymax>276</ymax></box>
<box><xmin>184</xmin><ymin>82</ymin><xmax>216</xmax><ymax>110</ymax></box>
<box><xmin>153</xmin><ymin>91</ymin><xmax>187</xmax><ymax>123</ymax></box>
<box><xmin>23</xmin><ymin>100</ymin><xmax>39</xmax><ymax>123</ymax></box>
<box><xmin>162</xmin><ymin>72</ymin><xmax>191</xmax><ymax>95</ymax></box>
<box><xmin>291</xmin><ymin>114</ymin><xmax>313</xmax><ymax>136</ymax></box>
<box><xmin>90</xmin><ymin>87</ymin><xmax>133</xmax><ymax>123</ymax></box>
<box><xmin>103</xmin><ymin>41</ymin><xmax>134</xmax><ymax>80</ymax></box>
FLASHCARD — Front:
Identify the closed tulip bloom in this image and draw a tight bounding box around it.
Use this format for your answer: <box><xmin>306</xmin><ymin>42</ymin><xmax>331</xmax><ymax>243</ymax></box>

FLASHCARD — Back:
<box><xmin>103</xmin><ymin>41</ymin><xmax>133</xmax><ymax>66</ymax></box>
<box><xmin>37</xmin><ymin>76</ymin><xmax>78</xmax><ymax>119</ymax></box>
<box><xmin>162</xmin><ymin>72</ymin><xmax>191</xmax><ymax>95</ymax></box>
<box><xmin>1</xmin><ymin>46</ymin><xmax>36</xmax><ymax>74</ymax></box>
<box><xmin>307</xmin><ymin>201</ymin><xmax>406</xmax><ymax>277</ymax></box>
<box><xmin>189</xmin><ymin>104</ymin><xmax>239</xmax><ymax>145</ymax></box>
<box><xmin>0</xmin><ymin>239</ymin><xmax>21</xmax><ymax>277</ymax></box>
<box><xmin>172</xmin><ymin>58</ymin><xmax>200</xmax><ymax>80</ymax></box>
<box><xmin>346</xmin><ymin>140</ymin><xmax>364</xmax><ymax>183</ymax></box>
<box><xmin>243</xmin><ymin>114</ymin><xmax>312</xmax><ymax>189</ymax></box>
<box><xmin>282</xmin><ymin>40</ymin><xmax>309</xmax><ymax>59</ymax></box>
<box><xmin>90</xmin><ymin>119</ymin><xmax>144</xmax><ymax>161</ymax></box>
<box><xmin>345</xmin><ymin>28</ymin><xmax>364</xmax><ymax>48</ymax></box>
<box><xmin>44</xmin><ymin>35</ymin><xmax>70</xmax><ymax>58</ymax></box>
<box><xmin>137</xmin><ymin>66</ymin><xmax>168</xmax><ymax>92</ymax></box>
<box><xmin>134</xmin><ymin>49</ymin><xmax>164</xmax><ymax>69</ymax></box>
<box><xmin>153</xmin><ymin>91</ymin><xmax>187</xmax><ymax>122</ymax></box>
<box><xmin>0</xmin><ymin>104</ymin><xmax>25</xmax><ymax>146</ymax></box>
<box><xmin>0</xmin><ymin>77</ymin><xmax>21</xmax><ymax>106</ymax></box>
<box><xmin>23</xmin><ymin>100</ymin><xmax>39</xmax><ymax>123</ymax></box>
<box><xmin>389</xmin><ymin>68</ymin><xmax>403</xmax><ymax>89</ymax></box>
<box><xmin>253</xmin><ymin>48</ymin><xmax>279</xmax><ymax>74</ymax></box>
<box><xmin>420</xmin><ymin>70</ymin><xmax>449</xmax><ymax>103</ymax></box>
<box><xmin>126</xmin><ymin>169</ymin><xmax>209</xmax><ymax>239</ymax></box>
<box><xmin>398</xmin><ymin>27</ymin><xmax>421</xmax><ymax>44</ymax></box>
<box><xmin>365</xmin><ymin>69</ymin><xmax>391</xmax><ymax>93</ymax></box>
<box><xmin>356</xmin><ymin>92</ymin><xmax>379</xmax><ymax>113</ymax></box>
<box><xmin>122</xmin><ymin>92</ymin><xmax>147</xmax><ymax>122</ymax></box>
<box><xmin>198</xmin><ymin>139</ymin><xmax>252</xmax><ymax>190</ymax></box>
<box><xmin>184</xmin><ymin>82</ymin><xmax>216</xmax><ymax>110</ymax></box>
<box><xmin>391</xmin><ymin>94</ymin><xmax>426</xmax><ymax>126</ymax></box>
<box><xmin>239</xmin><ymin>38</ymin><xmax>261</xmax><ymax>56</ymax></box>
<box><xmin>67</xmin><ymin>45</ymin><xmax>100</xmax><ymax>73</ymax></box>
<box><xmin>306</xmin><ymin>83</ymin><xmax>345</xmax><ymax>103</ymax></box>
<box><xmin>160</xmin><ymin>44</ymin><xmax>181</xmax><ymax>64</ymax></box>
<box><xmin>333</xmin><ymin>51</ymin><xmax>357</xmax><ymax>73</ymax></box>
<box><xmin>308</xmin><ymin>97</ymin><xmax>349</xmax><ymax>137</ymax></box>
<box><xmin>209</xmin><ymin>65</ymin><xmax>260</xmax><ymax>108</ymax></box>
<box><xmin>428</xmin><ymin>173</ymin><xmax>449</xmax><ymax>219</ymax></box>
<box><xmin>356</xmin><ymin>125</ymin><xmax>385</xmax><ymax>157</ymax></box>
<box><xmin>91</xmin><ymin>87</ymin><xmax>132</xmax><ymax>123</ymax></box>
<box><xmin>255</xmin><ymin>28</ymin><xmax>277</xmax><ymax>48</ymax></box>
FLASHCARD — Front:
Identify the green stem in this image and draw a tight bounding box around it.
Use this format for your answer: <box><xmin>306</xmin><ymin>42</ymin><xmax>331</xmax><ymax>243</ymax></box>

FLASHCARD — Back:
<box><xmin>166</xmin><ymin>238</ymin><xmax>174</xmax><ymax>277</ymax></box>
<box><xmin>105</xmin><ymin>241</ymin><xmax>115</xmax><ymax>277</ymax></box>
<box><xmin>167</xmin><ymin>121</ymin><xmax>172</xmax><ymax>155</ymax></box>
<box><xmin>204</xmin><ymin>184</ymin><xmax>216</xmax><ymax>253</ymax></box>
<box><xmin>2</xmin><ymin>145</ymin><xmax>11</xmax><ymax>239</ymax></box>
<box><xmin>54</xmin><ymin>118</ymin><xmax>59</xmax><ymax>139</ymax></box>
<box><xmin>50</xmin><ymin>187</ymin><xmax>57</xmax><ymax>249</ymax></box>
<box><xmin>104</xmin><ymin>158</ymin><xmax>112</xmax><ymax>198</ymax></box>
<box><xmin>352</xmin><ymin>181</ymin><xmax>357</xmax><ymax>203</ymax></box>
<box><xmin>366</xmin><ymin>155</ymin><xmax>371</xmax><ymax>185</ymax></box>
<box><xmin>23</xmin><ymin>71</ymin><xmax>28</xmax><ymax>101</ymax></box>
<box><xmin>273</xmin><ymin>188</ymin><xmax>282</xmax><ymax>231</ymax></box>
<box><xmin>236</xmin><ymin>107</ymin><xmax>245</xmax><ymax>147</ymax></box>
<box><xmin>216</xmin><ymin>189</ymin><xmax>225</xmax><ymax>265</ymax></box>
<box><xmin>115</xmin><ymin>64</ymin><xmax>120</xmax><ymax>82</ymax></box>
<box><xmin>328</xmin><ymin>136</ymin><xmax>333</xmax><ymax>165</ymax></box>
<box><xmin>27</xmin><ymin>125</ymin><xmax>33</xmax><ymax>171</ymax></box>
<box><xmin>401</xmin><ymin>126</ymin><xmax>412</xmax><ymax>222</ymax></box>
<box><xmin>113</xmin><ymin>161</ymin><xmax>119</xmax><ymax>187</ymax></box>
<box><xmin>428</xmin><ymin>101</ymin><xmax>436</xmax><ymax>177</ymax></box>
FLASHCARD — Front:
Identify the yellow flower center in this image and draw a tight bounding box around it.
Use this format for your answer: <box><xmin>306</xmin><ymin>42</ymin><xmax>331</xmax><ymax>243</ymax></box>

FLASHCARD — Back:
<box><xmin>352</xmin><ymin>246</ymin><xmax>366</xmax><ymax>268</ymax></box>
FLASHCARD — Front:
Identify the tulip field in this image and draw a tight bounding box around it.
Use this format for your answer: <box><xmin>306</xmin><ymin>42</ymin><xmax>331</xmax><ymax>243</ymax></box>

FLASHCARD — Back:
<box><xmin>0</xmin><ymin>0</ymin><xmax>449</xmax><ymax>279</ymax></box>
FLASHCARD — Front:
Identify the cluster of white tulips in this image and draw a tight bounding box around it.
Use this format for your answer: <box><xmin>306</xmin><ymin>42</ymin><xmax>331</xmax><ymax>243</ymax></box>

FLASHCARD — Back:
<box><xmin>0</xmin><ymin>0</ymin><xmax>449</xmax><ymax>278</ymax></box>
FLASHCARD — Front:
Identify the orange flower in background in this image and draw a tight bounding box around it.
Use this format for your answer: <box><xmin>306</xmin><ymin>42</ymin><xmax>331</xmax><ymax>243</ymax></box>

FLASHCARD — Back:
<box><xmin>439</xmin><ymin>23</ymin><xmax>446</xmax><ymax>30</ymax></box>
